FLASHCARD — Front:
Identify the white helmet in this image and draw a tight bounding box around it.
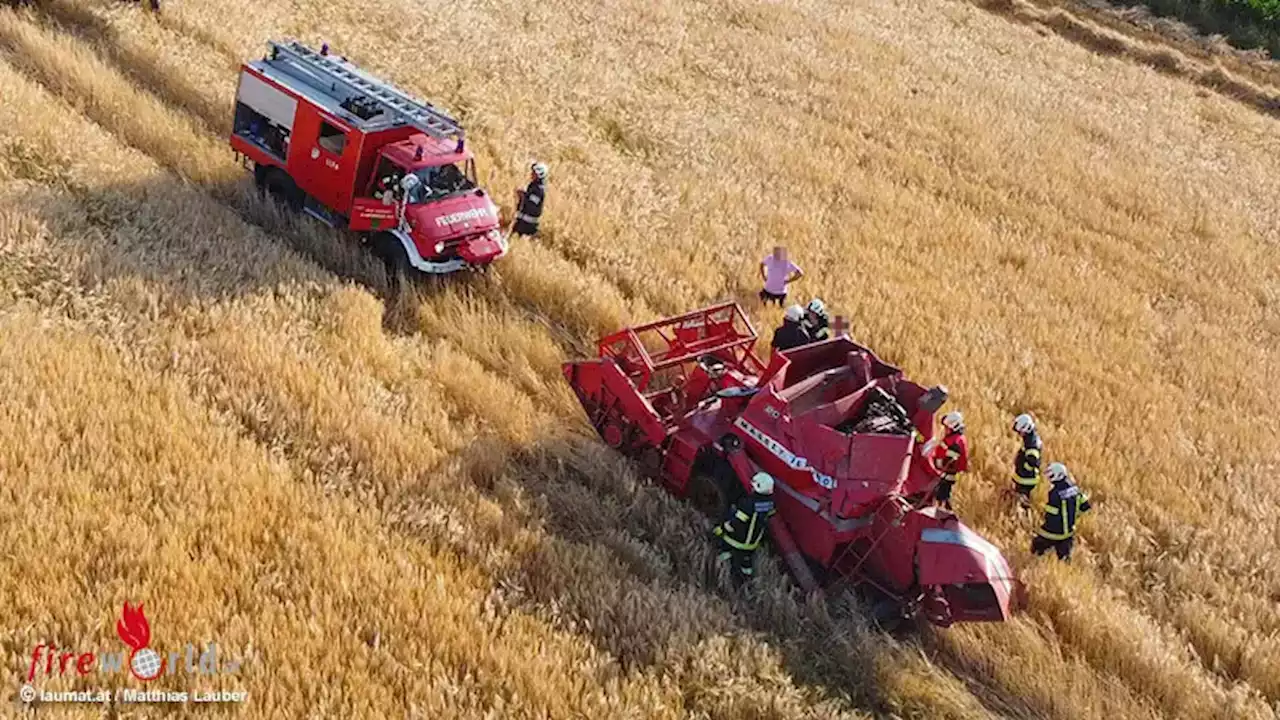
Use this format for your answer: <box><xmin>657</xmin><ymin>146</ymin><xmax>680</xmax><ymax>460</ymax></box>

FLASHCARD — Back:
<box><xmin>1046</xmin><ymin>462</ymin><xmax>1070</xmax><ymax>484</ymax></box>
<box><xmin>807</xmin><ymin>298</ymin><xmax>826</xmax><ymax>316</ymax></box>
<box><xmin>531</xmin><ymin>161</ymin><xmax>549</xmax><ymax>180</ymax></box>
<box><xmin>751</xmin><ymin>472</ymin><xmax>775</xmax><ymax>495</ymax></box>
<box><xmin>941</xmin><ymin>411</ymin><xmax>964</xmax><ymax>432</ymax></box>
<box><xmin>784</xmin><ymin>305</ymin><xmax>804</xmax><ymax>323</ymax></box>
<box><xmin>1013</xmin><ymin>413</ymin><xmax>1036</xmax><ymax>435</ymax></box>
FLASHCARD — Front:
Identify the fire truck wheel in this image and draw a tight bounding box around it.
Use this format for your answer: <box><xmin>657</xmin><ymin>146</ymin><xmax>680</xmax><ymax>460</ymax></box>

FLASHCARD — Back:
<box><xmin>262</xmin><ymin>168</ymin><xmax>303</xmax><ymax>213</ymax></box>
<box><xmin>870</xmin><ymin>597</ymin><xmax>906</xmax><ymax>633</ymax></box>
<box><xmin>371</xmin><ymin>232</ymin><xmax>409</xmax><ymax>285</ymax></box>
<box><xmin>688</xmin><ymin>473</ymin><xmax>728</xmax><ymax>519</ymax></box>
<box><xmin>689</xmin><ymin>464</ymin><xmax>742</xmax><ymax>520</ymax></box>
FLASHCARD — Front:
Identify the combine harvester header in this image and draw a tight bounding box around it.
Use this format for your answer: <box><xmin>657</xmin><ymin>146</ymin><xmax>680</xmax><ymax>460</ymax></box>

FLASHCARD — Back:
<box><xmin>563</xmin><ymin>301</ymin><xmax>1021</xmax><ymax>628</ymax></box>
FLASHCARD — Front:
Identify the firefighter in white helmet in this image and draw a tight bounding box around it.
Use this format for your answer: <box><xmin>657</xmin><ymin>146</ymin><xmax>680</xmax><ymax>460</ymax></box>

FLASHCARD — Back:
<box><xmin>508</xmin><ymin>161</ymin><xmax>548</xmax><ymax>242</ymax></box>
<box><xmin>1033</xmin><ymin>462</ymin><xmax>1092</xmax><ymax>561</ymax></box>
<box><xmin>1011</xmin><ymin>413</ymin><xmax>1043</xmax><ymax>507</ymax></box>
<box><xmin>712</xmin><ymin>471</ymin><xmax>777</xmax><ymax>586</ymax></box>
<box><xmin>802</xmin><ymin>298</ymin><xmax>831</xmax><ymax>341</ymax></box>
<box><xmin>925</xmin><ymin>410</ymin><xmax>969</xmax><ymax>510</ymax></box>
<box><xmin>771</xmin><ymin>305</ymin><xmax>810</xmax><ymax>352</ymax></box>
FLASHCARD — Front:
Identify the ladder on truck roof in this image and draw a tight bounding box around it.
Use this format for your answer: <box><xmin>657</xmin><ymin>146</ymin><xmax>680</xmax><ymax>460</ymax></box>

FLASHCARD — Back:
<box><xmin>265</xmin><ymin>39</ymin><xmax>464</xmax><ymax>140</ymax></box>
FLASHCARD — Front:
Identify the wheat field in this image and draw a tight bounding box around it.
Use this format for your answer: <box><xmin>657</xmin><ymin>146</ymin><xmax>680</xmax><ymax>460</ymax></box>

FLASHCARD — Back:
<box><xmin>0</xmin><ymin>0</ymin><xmax>1278</xmax><ymax>717</ymax></box>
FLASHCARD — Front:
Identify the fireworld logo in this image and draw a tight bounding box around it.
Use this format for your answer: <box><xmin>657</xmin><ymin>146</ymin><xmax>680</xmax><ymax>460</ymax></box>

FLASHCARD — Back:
<box><xmin>26</xmin><ymin>602</ymin><xmax>243</xmax><ymax>683</ymax></box>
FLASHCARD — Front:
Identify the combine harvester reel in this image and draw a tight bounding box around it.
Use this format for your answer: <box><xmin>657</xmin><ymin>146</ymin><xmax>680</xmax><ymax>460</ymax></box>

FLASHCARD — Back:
<box><xmin>562</xmin><ymin>301</ymin><xmax>1023</xmax><ymax>630</ymax></box>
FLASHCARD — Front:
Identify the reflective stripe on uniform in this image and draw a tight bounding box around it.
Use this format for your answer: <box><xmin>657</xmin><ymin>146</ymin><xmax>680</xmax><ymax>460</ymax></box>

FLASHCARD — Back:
<box><xmin>515</xmin><ymin>212</ymin><xmax>540</xmax><ymax>224</ymax></box>
<box><xmin>744</xmin><ymin>511</ymin><xmax>762</xmax><ymax>549</ymax></box>
<box><xmin>1038</xmin><ymin>495</ymin><xmax>1087</xmax><ymax>540</ymax></box>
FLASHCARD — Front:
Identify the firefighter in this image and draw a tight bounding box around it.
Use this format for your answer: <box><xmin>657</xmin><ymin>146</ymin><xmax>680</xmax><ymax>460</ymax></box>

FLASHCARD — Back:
<box><xmin>802</xmin><ymin>298</ymin><xmax>831</xmax><ymax>341</ymax></box>
<box><xmin>1011</xmin><ymin>413</ymin><xmax>1043</xmax><ymax>507</ymax></box>
<box><xmin>928</xmin><ymin>411</ymin><xmax>968</xmax><ymax>510</ymax></box>
<box><xmin>376</xmin><ymin>170</ymin><xmax>404</xmax><ymax>204</ymax></box>
<box><xmin>1033</xmin><ymin>462</ymin><xmax>1093</xmax><ymax>561</ymax></box>
<box><xmin>508</xmin><ymin>161</ymin><xmax>548</xmax><ymax>241</ymax></box>
<box><xmin>771</xmin><ymin>305</ymin><xmax>810</xmax><ymax>351</ymax></box>
<box><xmin>713</xmin><ymin>472</ymin><xmax>777</xmax><ymax>586</ymax></box>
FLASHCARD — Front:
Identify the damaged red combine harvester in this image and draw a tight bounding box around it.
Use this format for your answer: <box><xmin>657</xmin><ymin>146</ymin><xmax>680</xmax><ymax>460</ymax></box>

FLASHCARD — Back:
<box><xmin>562</xmin><ymin>302</ymin><xmax>1022</xmax><ymax>628</ymax></box>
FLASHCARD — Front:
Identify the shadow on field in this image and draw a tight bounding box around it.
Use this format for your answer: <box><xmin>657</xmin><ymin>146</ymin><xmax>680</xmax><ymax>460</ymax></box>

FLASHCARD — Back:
<box><xmin>30</xmin><ymin>0</ymin><xmax>232</xmax><ymax>138</ymax></box>
<box><xmin>2</xmin><ymin>154</ymin><xmax>494</xmax><ymax>333</ymax></box>
<box><xmin>2</xmin><ymin>151</ymin><xmax>1023</xmax><ymax>717</ymax></box>
<box><xmin>2</xmin><ymin>158</ymin><xmax>1047</xmax><ymax>716</ymax></box>
<box><xmin>488</xmin><ymin>428</ymin><xmax>1050</xmax><ymax>720</ymax></box>
<box><xmin>443</xmin><ymin>427</ymin><xmax>898</xmax><ymax>715</ymax></box>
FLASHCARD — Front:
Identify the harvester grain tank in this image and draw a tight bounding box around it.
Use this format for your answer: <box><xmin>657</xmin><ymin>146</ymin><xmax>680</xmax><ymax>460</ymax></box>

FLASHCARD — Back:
<box><xmin>229</xmin><ymin>40</ymin><xmax>506</xmax><ymax>276</ymax></box>
<box><xmin>562</xmin><ymin>302</ymin><xmax>1021</xmax><ymax>627</ymax></box>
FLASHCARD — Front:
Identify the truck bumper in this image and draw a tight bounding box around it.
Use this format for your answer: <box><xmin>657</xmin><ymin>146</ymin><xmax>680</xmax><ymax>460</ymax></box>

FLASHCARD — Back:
<box><xmin>456</xmin><ymin>234</ymin><xmax>507</xmax><ymax>266</ymax></box>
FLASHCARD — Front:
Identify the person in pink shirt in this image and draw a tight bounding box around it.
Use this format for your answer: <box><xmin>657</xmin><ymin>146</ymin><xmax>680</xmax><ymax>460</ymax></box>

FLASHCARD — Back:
<box><xmin>758</xmin><ymin>245</ymin><xmax>804</xmax><ymax>306</ymax></box>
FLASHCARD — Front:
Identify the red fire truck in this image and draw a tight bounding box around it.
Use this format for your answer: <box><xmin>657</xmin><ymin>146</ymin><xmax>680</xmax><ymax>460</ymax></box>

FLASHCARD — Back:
<box><xmin>229</xmin><ymin>40</ymin><xmax>506</xmax><ymax>276</ymax></box>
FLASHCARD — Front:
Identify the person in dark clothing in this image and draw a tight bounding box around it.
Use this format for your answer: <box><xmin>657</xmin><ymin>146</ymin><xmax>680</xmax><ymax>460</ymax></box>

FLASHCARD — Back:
<box><xmin>1011</xmin><ymin>413</ymin><xmax>1043</xmax><ymax>508</ymax></box>
<box><xmin>713</xmin><ymin>472</ymin><xmax>777</xmax><ymax>586</ymax></box>
<box><xmin>771</xmin><ymin>305</ymin><xmax>811</xmax><ymax>351</ymax></box>
<box><xmin>1032</xmin><ymin>462</ymin><xmax>1093</xmax><ymax>561</ymax></box>
<box><xmin>802</xmin><ymin>297</ymin><xmax>831</xmax><ymax>341</ymax></box>
<box><xmin>508</xmin><ymin>161</ymin><xmax>547</xmax><ymax>241</ymax></box>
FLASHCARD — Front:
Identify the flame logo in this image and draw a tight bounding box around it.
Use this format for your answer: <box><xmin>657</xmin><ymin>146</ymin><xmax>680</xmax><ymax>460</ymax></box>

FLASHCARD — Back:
<box><xmin>117</xmin><ymin>602</ymin><xmax>150</xmax><ymax>650</ymax></box>
<box><xmin>116</xmin><ymin>602</ymin><xmax>164</xmax><ymax>681</ymax></box>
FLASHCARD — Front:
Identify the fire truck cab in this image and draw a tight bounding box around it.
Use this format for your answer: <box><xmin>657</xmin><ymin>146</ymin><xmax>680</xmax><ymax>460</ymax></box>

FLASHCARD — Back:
<box><xmin>229</xmin><ymin>40</ymin><xmax>506</xmax><ymax>276</ymax></box>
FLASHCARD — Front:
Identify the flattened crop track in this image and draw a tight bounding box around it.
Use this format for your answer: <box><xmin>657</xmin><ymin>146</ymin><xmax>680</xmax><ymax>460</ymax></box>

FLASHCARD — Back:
<box><xmin>2</xmin><ymin>0</ymin><xmax>1279</xmax><ymax>718</ymax></box>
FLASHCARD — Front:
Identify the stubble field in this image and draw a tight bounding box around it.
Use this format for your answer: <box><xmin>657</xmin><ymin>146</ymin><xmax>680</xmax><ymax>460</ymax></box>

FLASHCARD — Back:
<box><xmin>1</xmin><ymin>0</ymin><xmax>1278</xmax><ymax>717</ymax></box>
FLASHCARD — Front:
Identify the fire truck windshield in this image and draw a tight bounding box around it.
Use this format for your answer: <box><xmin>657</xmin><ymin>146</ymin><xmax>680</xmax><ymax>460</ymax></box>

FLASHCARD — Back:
<box><xmin>405</xmin><ymin>162</ymin><xmax>475</xmax><ymax>203</ymax></box>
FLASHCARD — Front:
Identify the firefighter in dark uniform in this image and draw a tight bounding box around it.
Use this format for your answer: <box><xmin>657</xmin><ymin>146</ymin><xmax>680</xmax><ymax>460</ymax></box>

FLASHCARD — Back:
<box><xmin>1033</xmin><ymin>462</ymin><xmax>1093</xmax><ymax>561</ymax></box>
<box><xmin>771</xmin><ymin>305</ymin><xmax>810</xmax><ymax>351</ymax></box>
<box><xmin>508</xmin><ymin>161</ymin><xmax>548</xmax><ymax>241</ymax></box>
<box><xmin>1011</xmin><ymin>413</ymin><xmax>1043</xmax><ymax>507</ymax></box>
<box><xmin>801</xmin><ymin>298</ymin><xmax>831</xmax><ymax>341</ymax></box>
<box><xmin>928</xmin><ymin>411</ymin><xmax>968</xmax><ymax>510</ymax></box>
<box><xmin>713</xmin><ymin>472</ymin><xmax>777</xmax><ymax>586</ymax></box>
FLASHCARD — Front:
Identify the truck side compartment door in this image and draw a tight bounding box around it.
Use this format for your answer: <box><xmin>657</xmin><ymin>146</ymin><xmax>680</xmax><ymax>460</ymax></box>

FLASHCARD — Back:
<box><xmin>232</xmin><ymin>70</ymin><xmax>297</xmax><ymax>164</ymax></box>
<box><xmin>289</xmin><ymin>107</ymin><xmax>357</xmax><ymax>214</ymax></box>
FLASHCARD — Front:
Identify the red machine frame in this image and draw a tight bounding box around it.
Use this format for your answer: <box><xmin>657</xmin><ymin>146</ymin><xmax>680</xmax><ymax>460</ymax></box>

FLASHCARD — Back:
<box><xmin>563</xmin><ymin>301</ymin><xmax>1022</xmax><ymax>628</ymax></box>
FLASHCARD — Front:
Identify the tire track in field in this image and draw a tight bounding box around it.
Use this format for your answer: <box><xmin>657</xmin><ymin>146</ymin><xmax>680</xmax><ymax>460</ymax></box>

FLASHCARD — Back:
<box><xmin>20</xmin><ymin>7</ymin><xmax>1259</xmax><ymax>717</ymax></box>
<box><xmin>0</xmin><ymin>4</ymin><xmax>647</xmax><ymax>352</ymax></box>
<box><xmin>7</xmin><ymin>167</ymin><xmax>895</xmax><ymax>720</ymax></box>
<box><xmin>0</xmin><ymin>116</ymin><xmax>736</xmax><ymax>718</ymax></box>
<box><xmin>37</xmin><ymin>0</ymin><xmax>233</xmax><ymax>137</ymax></box>
<box><xmin>968</xmin><ymin>0</ymin><xmax>1280</xmax><ymax>120</ymax></box>
<box><xmin>33</xmin><ymin>0</ymin><xmax>767</xmax><ymax>352</ymax></box>
<box><xmin>0</xmin><ymin>12</ymin><xmax>1011</xmax><ymax>715</ymax></box>
<box><xmin>0</xmin><ymin>23</ymin><xmax>949</xmax><ymax>718</ymax></box>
